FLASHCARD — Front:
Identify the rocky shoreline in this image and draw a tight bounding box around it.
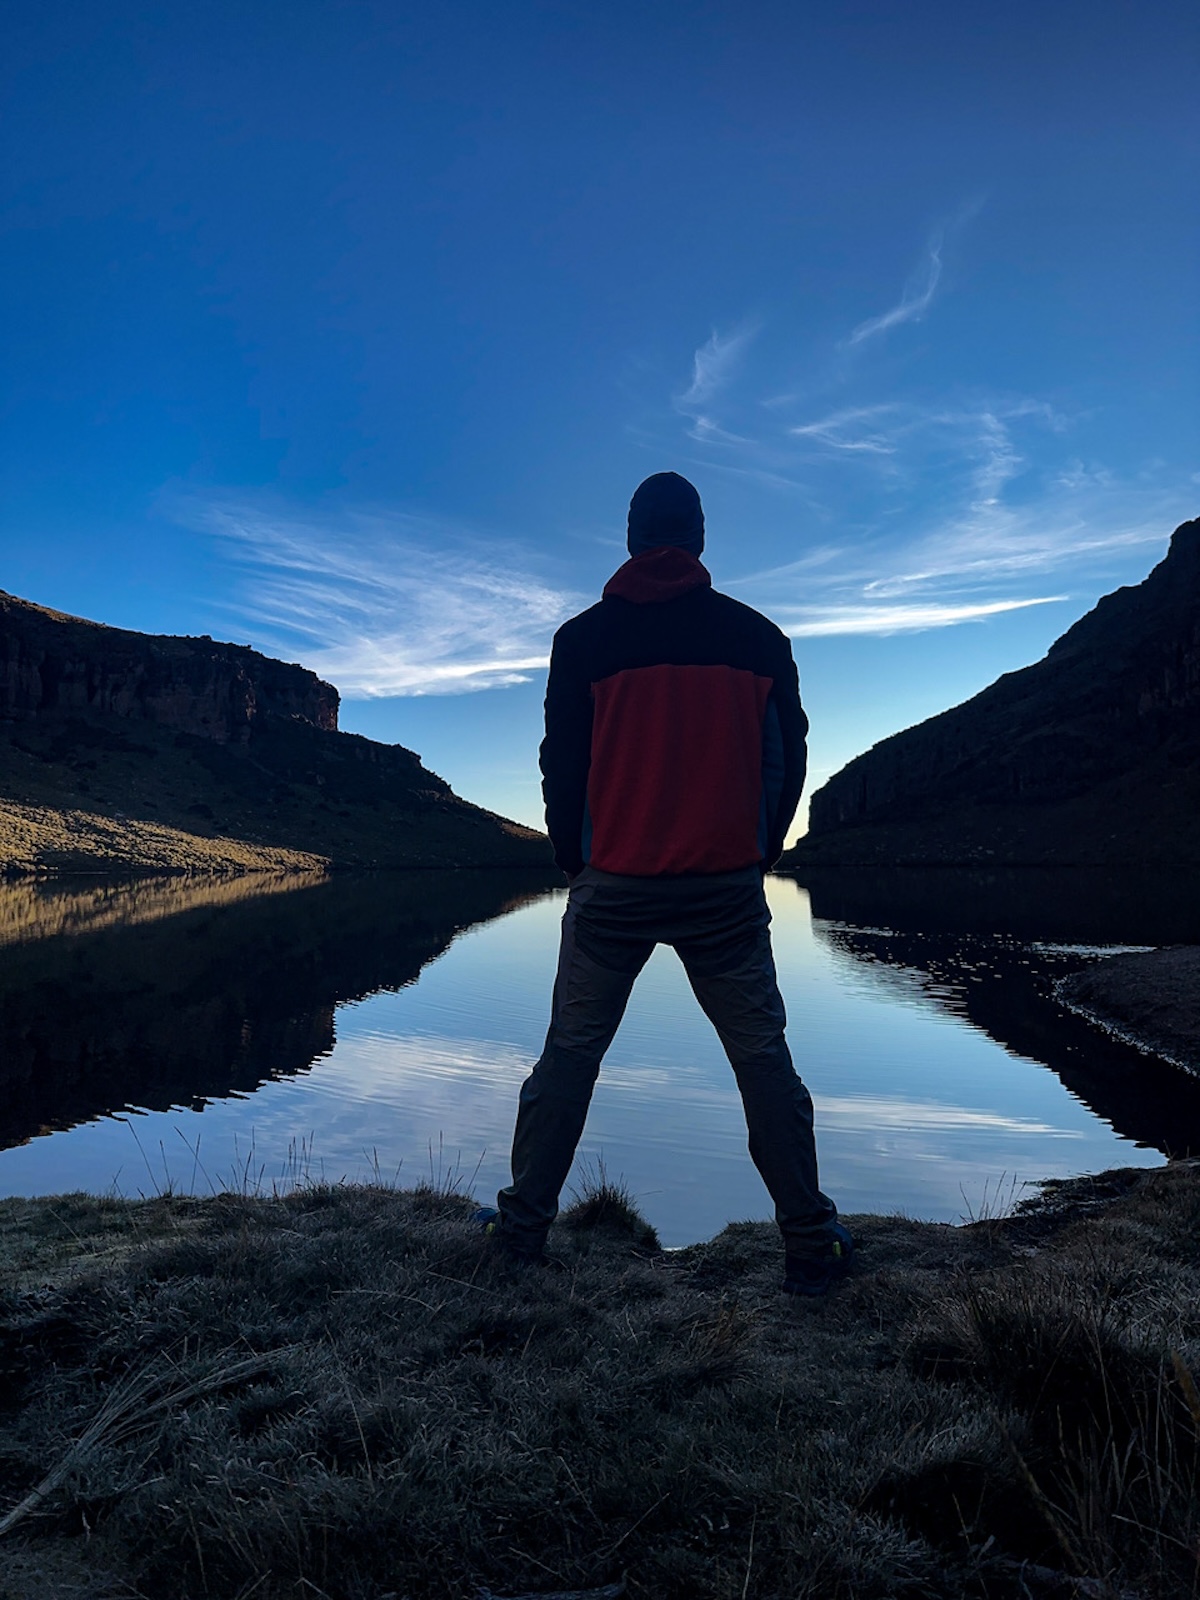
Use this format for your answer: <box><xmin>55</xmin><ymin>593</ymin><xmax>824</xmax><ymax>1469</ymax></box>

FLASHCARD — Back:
<box><xmin>1060</xmin><ymin>945</ymin><xmax>1200</xmax><ymax>1076</ymax></box>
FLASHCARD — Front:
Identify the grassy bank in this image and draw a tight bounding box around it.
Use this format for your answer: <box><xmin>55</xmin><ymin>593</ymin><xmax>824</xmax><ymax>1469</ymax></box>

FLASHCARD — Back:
<box><xmin>0</xmin><ymin>712</ymin><xmax>551</xmax><ymax>877</ymax></box>
<box><xmin>1061</xmin><ymin>947</ymin><xmax>1200</xmax><ymax>1077</ymax></box>
<box><xmin>0</xmin><ymin>798</ymin><xmax>329</xmax><ymax>878</ymax></box>
<box><xmin>1</xmin><ymin>1166</ymin><xmax>1198</xmax><ymax>1599</ymax></box>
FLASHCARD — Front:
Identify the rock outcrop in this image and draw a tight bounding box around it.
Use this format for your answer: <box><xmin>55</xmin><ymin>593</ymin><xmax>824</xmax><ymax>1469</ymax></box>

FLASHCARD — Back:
<box><xmin>0</xmin><ymin>591</ymin><xmax>339</xmax><ymax>744</ymax></box>
<box><xmin>0</xmin><ymin>592</ymin><xmax>552</xmax><ymax>874</ymax></box>
<box><xmin>785</xmin><ymin>517</ymin><xmax>1200</xmax><ymax>867</ymax></box>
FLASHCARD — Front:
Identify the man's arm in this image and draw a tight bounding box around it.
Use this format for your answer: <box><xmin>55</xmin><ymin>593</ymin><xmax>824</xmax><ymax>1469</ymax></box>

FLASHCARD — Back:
<box><xmin>539</xmin><ymin>625</ymin><xmax>594</xmax><ymax>877</ymax></box>
<box><xmin>763</xmin><ymin>639</ymin><xmax>809</xmax><ymax>869</ymax></box>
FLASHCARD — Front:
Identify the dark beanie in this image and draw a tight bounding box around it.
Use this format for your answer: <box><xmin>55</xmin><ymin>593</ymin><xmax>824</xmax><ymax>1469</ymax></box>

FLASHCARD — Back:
<box><xmin>627</xmin><ymin>472</ymin><xmax>705</xmax><ymax>557</ymax></box>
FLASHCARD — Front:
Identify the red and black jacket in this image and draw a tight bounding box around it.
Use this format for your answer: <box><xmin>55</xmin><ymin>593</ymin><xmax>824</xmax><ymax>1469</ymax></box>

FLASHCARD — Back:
<box><xmin>540</xmin><ymin>546</ymin><xmax>808</xmax><ymax>877</ymax></box>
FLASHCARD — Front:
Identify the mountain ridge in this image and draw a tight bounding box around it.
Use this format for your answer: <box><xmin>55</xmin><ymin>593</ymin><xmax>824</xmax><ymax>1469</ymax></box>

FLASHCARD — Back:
<box><xmin>0</xmin><ymin>591</ymin><xmax>551</xmax><ymax>876</ymax></box>
<box><xmin>0</xmin><ymin>589</ymin><xmax>340</xmax><ymax>744</ymax></box>
<box><xmin>783</xmin><ymin>517</ymin><xmax>1200</xmax><ymax>868</ymax></box>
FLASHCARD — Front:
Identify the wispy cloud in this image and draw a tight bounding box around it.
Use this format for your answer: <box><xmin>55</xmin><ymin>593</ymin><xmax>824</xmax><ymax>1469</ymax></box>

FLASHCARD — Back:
<box><xmin>779</xmin><ymin>595</ymin><xmax>1066</xmax><ymax>638</ymax></box>
<box><xmin>860</xmin><ymin>512</ymin><xmax>1168</xmax><ymax>600</ymax></box>
<box><xmin>673</xmin><ymin>327</ymin><xmax>757</xmax><ymax>442</ymax></box>
<box><xmin>635</xmin><ymin>208</ymin><xmax>1191</xmax><ymax>651</ymax></box>
<box><xmin>176</xmin><ymin>499</ymin><xmax>580</xmax><ymax>696</ymax></box>
<box><xmin>847</xmin><ymin>229</ymin><xmax>944</xmax><ymax>346</ymax></box>
<box><xmin>717</xmin><ymin>399</ymin><xmax>1185</xmax><ymax>636</ymax></box>
<box><xmin>789</xmin><ymin>404</ymin><xmax>903</xmax><ymax>454</ymax></box>
<box><xmin>731</xmin><ymin>491</ymin><xmax>1174</xmax><ymax>639</ymax></box>
<box><xmin>678</xmin><ymin>327</ymin><xmax>753</xmax><ymax>410</ymax></box>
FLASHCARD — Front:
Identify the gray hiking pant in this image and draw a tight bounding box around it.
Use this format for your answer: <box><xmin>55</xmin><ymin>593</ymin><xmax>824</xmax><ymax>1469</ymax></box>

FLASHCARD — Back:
<box><xmin>497</xmin><ymin>865</ymin><xmax>837</xmax><ymax>1255</ymax></box>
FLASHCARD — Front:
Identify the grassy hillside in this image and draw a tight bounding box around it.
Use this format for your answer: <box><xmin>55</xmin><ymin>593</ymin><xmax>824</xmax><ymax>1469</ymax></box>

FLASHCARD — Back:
<box><xmin>0</xmin><ymin>710</ymin><xmax>550</xmax><ymax>876</ymax></box>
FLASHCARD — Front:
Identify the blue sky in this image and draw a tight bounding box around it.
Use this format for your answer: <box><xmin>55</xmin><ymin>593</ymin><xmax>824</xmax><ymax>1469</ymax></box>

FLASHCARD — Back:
<box><xmin>3</xmin><ymin>0</ymin><xmax>1197</xmax><ymax>836</ymax></box>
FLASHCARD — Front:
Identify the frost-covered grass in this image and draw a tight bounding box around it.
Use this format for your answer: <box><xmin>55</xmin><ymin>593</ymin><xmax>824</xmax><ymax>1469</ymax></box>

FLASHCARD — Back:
<box><xmin>0</xmin><ymin>1163</ymin><xmax>1198</xmax><ymax>1599</ymax></box>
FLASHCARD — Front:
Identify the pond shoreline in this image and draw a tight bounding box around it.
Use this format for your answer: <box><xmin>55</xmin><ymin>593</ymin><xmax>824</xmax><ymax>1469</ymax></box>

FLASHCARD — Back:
<box><xmin>2</xmin><ymin>1163</ymin><xmax>1199</xmax><ymax>1599</ymax></box>
<box><xmin>1059</xmin><ymin>945</ymin><xmax>1200</xmax><ymax>1076</ymax></box>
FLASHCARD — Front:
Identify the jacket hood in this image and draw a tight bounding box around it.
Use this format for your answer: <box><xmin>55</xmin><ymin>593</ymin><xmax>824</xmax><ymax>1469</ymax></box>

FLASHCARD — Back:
<box><xmin>602</xmin><ymin>546</ymin><xmax>712</xmax><ymax>605</ymax></box>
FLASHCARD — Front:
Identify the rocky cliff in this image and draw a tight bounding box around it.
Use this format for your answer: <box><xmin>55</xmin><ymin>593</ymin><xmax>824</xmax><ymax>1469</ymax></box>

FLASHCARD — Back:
<box><xmin>0</xmin><ymin>592</ymin><xmax>552</xmax><ymax>875</ymax></box>
<box><xmin>785</xmin><ymin>516</ymin><xmax>1200</xmax><ymax>868</ymax></box>
<box><xmin>0</xmin><ymin>591</ymin><xmax>339</xmax><ymax>744</ymax></box>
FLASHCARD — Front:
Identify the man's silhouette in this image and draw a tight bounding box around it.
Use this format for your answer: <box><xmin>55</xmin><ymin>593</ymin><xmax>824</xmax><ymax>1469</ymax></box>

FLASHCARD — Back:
<box><xmin>487</xmin><ymin>472</ymin><xmax>850</xmax><ymax>1295</ymax></box>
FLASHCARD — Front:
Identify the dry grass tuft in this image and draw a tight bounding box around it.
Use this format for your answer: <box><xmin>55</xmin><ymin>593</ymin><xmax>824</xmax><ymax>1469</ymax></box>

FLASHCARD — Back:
<box><xmin>560</xmin><ymin>1164</ymin><xmax>662</xmax><ymax>1252</ymax></box>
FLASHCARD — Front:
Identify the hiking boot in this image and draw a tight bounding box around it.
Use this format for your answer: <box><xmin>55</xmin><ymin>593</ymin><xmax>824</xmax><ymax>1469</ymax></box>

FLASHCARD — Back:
<box><xmin>472</xmin><ymin>1206</ymin><xmax>545</xmax><ymax>1266</ymax></box>
<box><xmin>782</xmin><ymin>1222</ymin><xmax>855</xmax><ymax>1298</ymax></box>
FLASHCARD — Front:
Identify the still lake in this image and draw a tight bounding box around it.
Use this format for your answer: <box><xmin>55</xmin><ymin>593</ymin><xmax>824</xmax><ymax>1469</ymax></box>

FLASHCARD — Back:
<box><xmin>2</xmin><ymin>867</ymin><xmax>1198</xmax><ymax>1246</ymax></box>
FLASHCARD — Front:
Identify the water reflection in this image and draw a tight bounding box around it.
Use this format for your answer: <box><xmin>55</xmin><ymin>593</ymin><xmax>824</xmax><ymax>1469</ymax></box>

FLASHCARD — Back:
<box><xmin>800</xmin><ymin>866</ymin><xmax>1200</xmax><ymax>1157</ymax></box>
<box><xmin>816</xmin><ymin>923</ymin><xmax>1200</xmax><ymax>1158</ymax></box>
<box><xmin>0</xmin><ymin>866</ymin><xmax>1194</xmax><ymax>1242</ymax></box>
<box><xmin>798</xmin><ymin>864</ymin><xmax>1200</xmax><ymax>945</ymax></box>
<box><xmin>0</xmin><ymin>870</ymin><xmax>326</xmax><ymax>949</ymax></box>
<box><xmin>0</xmin><ymin>870</ymin><xmax>557</xmax><ymax>1151</ymax></box>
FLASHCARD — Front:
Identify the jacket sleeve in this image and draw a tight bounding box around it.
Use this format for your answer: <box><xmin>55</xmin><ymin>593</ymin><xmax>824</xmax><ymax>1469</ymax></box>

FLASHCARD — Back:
<box><xmin>539</xmin><ymin>624</ymin><xmax>593</xmax><ymax>877</ymax></box>
<box><xmin>763</xmin><ymin>637</ymin><xmax>808</xmax><ymax>869</ymax></box>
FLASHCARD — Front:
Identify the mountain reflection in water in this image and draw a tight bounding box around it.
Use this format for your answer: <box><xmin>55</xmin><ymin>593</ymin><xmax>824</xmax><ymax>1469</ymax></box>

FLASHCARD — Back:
<box><xmin>0</xmin><ymin>865</ymin><xmax>1196</xmax><ymax>1238</ymax></box>
<box><xmin>0</xmin><ymin>870</ymin><xmax>325</xmax><ymax>950</ymax></box>
<box><xmin>0</xmin><ymin>870</ymin><xmax>558</xmax><ymax>1151</ymax></box>
<box><xmin>802</xmin><ymin>867</ymin><xmax>1200</xmax><ymax>1158</ymax></box>
<box><xmin>798</xmin><ymin>865</ymin><xmax>1200</xmax><ymax>947</ymax></box>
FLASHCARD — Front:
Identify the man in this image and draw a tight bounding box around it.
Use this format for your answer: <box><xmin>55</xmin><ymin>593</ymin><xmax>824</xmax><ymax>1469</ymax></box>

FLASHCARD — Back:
<box><xmin>483</xmin><ymin>472</ymin><xmax>850</xmax><ymax>1295</ymax></box>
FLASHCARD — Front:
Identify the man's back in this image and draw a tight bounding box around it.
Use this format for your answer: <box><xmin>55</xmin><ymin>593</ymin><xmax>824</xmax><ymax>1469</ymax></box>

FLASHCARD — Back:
<box><xmin>541</xmin><ymin>545</ymin><xmax>808</xmax><ymax>877</ymax></box>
